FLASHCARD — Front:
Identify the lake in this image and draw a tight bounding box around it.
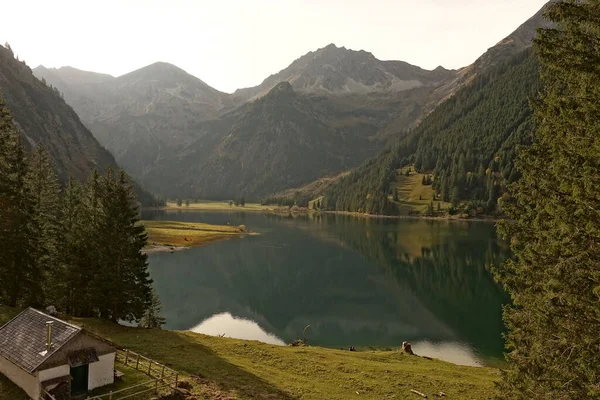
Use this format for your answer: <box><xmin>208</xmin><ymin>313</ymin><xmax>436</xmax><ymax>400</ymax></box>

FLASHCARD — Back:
<box><xmin>143</xmin><ymin>210</ymin><xmax>509</xmax><ymax>366</ymax></box>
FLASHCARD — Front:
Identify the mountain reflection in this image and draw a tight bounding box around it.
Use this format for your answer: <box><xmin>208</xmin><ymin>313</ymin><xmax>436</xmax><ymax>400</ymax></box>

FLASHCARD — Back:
<box><xmin>146</xmin><ymin>211</ymin><xmax>508</xmax><ymax>364</ymax></box>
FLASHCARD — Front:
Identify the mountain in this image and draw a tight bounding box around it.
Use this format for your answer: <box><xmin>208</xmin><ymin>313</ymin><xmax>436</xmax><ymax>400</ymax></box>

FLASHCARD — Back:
<box><xmin>143</xmin><ymin>82</ymin><xmax>399</xmax><ymax>198</ymax></box>
<box><xmin>0</xmin><ymin>45</ymin><xmax>119</xmax><ymax>182</ymax></box>
<box><xmin>32</xmin><ymin>65</ymin><xmax>115</xmax><ymax>122</ymax></box>
<box><xmin>34</xmin><ymin>47</ymin><xmax>459</xmax><ymax>198</ymax></box>
<box><xmin>29</xmin><ymin>2</ymin><xmax>550</xmax><ymax>202</ymax></box>
<box><xmin>34</xmin><ymin>62</ymin><xmax>235</xmax><ymax>178</ymax></box>
<box><xmin>0</xmin><ymin>45</ymin><xmax>160</xmax><ymax>205</ymax></box>
<box><xmin>431</xmin><ymin>2</ymin><xmax>552</xmax><ymax>103</ymax></box>
<box><xmin>324</xmin><ymin>47</ymin><xmax>540</xmax><ymax>216</ymax></box>
<box><xmin>233</xmin><ymin>44</ymin><xmax>455</xmax><ymax>102</ymax></box>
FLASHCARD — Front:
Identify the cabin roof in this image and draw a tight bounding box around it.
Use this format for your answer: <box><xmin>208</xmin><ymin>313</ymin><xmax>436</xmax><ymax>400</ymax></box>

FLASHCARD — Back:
<box><xmin>0</xmin><ymin>308</ymin><xmax>81</xmax><ymax>373</ymax></box>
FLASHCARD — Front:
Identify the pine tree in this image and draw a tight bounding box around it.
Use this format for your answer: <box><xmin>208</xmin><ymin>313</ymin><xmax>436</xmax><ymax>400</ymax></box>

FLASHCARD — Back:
<box><xmin>0</xmin><ymin>95</ymin><xmax>34</xmax><ymax>307</ymax></box>
<box><xmin>58</xmin><ymin>178</ymin><xmax>87</xmax><ymax>315</ymax></box>
<box><xmin>496</xmin><ymin>1</ymin><xmax>600</xmax><ymax>398</ymax></box>
<box><xmin>24</xmin><ymin>146</ymin><xmax>61</xmax><ymax>306</ymax></box>
<box><xmin>95</xmin><ymin>169</ymin><xmax>151</xmax><ymax>322</ymax></box>
<box><xmin>139</xmin><ymin>288</ymin><xmax>166</xmax><ymax>329</ymax></box>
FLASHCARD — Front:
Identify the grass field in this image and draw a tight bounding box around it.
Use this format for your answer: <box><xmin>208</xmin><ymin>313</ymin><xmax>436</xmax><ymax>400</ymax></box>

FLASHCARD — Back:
<box><xmin>391</xmin><ymin>168</ymin><xmax>453</xmax><ymax>215</ymax></box>
<box><xmin>0</xmin><ymin>306</ymin><xmax>499</xmax><ymax>400</ymax></box>
<box><xmin>160</xmin><ymin>200</ymin><xmax>276</xmax><ymax>212</ymax></box>
<box><xmin>142</xmin><ymin>220</ymin><xmax>252</xmax><ymax>249</ymax></box>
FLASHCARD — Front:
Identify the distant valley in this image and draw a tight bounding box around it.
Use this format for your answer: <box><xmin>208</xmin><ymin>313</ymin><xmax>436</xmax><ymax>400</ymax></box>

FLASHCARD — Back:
<box><xmin>28</xmin><ymin>1</ymin><xmax>551</xmax><ymax>205</ymax></box>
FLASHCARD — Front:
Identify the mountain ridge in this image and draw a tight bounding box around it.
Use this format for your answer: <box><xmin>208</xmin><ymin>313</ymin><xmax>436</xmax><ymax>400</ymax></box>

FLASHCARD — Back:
<box><xmin>233</xmin><ymin>43</ymin><xmax>456</xmax><ymax>102</ymax></box>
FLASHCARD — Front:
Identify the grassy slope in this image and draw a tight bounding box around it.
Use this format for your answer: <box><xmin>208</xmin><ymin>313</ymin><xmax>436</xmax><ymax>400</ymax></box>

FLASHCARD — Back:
<box><xmin>142</xmin><ymin>220</ymin><xmax>249</xmax><ymax>248</ymax></box>
<box><xmin>0</xmin><ymin>307</ymin><xmax>499</xmax><ymax>400</ymax></box>
<box><xmin>391</xmin><ymin>168</ymin><xmax>452</xmax><ymax>215</ymax></box>
<box><xmin>77</xmin><ymin>318</ymin><xmax>499</xmax><ymax>400</ymax></box>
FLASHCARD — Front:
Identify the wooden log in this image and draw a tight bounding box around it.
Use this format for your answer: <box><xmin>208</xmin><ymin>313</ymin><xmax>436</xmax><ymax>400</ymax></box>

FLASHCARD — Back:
<box><xmin>410</xmin><ymin>389</ymin><xmax>427</xmax><ymax>398</ymax></box>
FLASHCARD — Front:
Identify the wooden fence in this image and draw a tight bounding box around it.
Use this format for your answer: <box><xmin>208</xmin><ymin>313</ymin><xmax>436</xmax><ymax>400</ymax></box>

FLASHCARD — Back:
<box><xmin>84</xmin><ymin>348</ymin><xmax>179</xmax><ymax>400</ymax></box>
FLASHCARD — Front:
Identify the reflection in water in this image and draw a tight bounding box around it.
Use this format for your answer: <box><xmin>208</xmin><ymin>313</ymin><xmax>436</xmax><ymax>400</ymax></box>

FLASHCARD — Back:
<box><xmin>191</xmin><ymin>313</ymin><xmax>285</xmax><ymax>345</ymax></box>
<box><xmin>144</xmin><ymin>210</ymin><xmax>509</xmax><ymax>365</ymax></box>
<box><xmin>411</xmin><ymin>341</ymin><xmax>482</xmax><ymax>367</ymax></box>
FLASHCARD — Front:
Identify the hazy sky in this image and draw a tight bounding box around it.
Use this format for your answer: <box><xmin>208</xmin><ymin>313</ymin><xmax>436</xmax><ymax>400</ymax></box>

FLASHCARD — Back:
<box><xmin>2</xmin><ymin>0</ymin><xmax>548</xmax><ymax>93</ymax></box>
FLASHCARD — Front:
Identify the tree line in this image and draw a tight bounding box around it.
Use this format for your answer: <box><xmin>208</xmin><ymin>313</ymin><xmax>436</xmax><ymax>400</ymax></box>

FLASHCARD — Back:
<box><xmin>0</xmin><ymin>94</ymin><xmax>159</xmax><ymax>325</ymax></box>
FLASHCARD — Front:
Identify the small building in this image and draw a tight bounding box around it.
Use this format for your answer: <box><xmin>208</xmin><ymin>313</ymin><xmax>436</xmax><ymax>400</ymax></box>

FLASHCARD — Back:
<box><xmin>0</xmin><ymin>308</ymin><xmax>116</xmax><ymax>400</ymax></box>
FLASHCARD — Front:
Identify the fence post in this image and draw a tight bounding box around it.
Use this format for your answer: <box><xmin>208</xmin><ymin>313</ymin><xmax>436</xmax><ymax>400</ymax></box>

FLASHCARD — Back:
<box><xmin>108</xmin><ymin>391</ymin><xmax>113</xmax><ymax>400</ymax></box>
<box><xmin>136</xmin><ymin>354</ymin><xmax>140</xmax><ymax>370</ymax></box>
<box><xmin>124</xmin><ymin>349</ymin><xmax>129</xmax><ymax>365</ymax></box>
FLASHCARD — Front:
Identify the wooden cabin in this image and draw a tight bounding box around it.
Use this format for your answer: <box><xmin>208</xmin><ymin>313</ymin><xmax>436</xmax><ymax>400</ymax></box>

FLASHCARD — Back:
<box><xmin>0</xmin><ymin>308</ymin><xmax>116</xmax><ymax>399</ymax></box>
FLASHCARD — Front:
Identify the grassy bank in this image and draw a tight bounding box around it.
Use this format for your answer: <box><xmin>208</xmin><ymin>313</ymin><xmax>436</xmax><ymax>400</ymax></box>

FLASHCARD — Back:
<box><xmin>0</xmin><ymin>307</ymin><xmax>499</xmax><ymax>400</ymax></box>
<box><xmin>142</xmin><ymin>220</ymin><xmax>253</xmax><ymax>252</ymax></box>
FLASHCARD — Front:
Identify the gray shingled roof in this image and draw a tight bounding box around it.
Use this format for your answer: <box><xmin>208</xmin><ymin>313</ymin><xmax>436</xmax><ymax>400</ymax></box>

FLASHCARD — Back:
<box><xmin>0</xmin><ymin>308</ymin><xmax>81</xmax><ymax>373</ymax></box>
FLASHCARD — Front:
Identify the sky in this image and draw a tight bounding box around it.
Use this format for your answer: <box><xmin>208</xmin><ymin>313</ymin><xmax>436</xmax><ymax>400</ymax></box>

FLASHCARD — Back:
<box><xmin>1</xmin><ymin>0</ymin><xmax>548</xmax><ymax>93</ymax></box>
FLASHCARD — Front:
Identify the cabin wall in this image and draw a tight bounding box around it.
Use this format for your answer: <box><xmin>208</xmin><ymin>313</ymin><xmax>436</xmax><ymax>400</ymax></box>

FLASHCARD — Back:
<box><xmin>38</xmin><ymin>364</ymin><xmax>70</xmax><ymax>382</ymax></box>
<box><xmin>41</xmin><ymin>332</ymin><xmax>116</xmax><ymax>370</ymax></box>
<box><xmin>0</xmin><ymin>354</ymin><xmax>39</xmax><ymax>400</ymax></box>
<box><xmin>88</xmin><ymin>353</ymin><xmax>115</xmax><ymax>390</ymax></box>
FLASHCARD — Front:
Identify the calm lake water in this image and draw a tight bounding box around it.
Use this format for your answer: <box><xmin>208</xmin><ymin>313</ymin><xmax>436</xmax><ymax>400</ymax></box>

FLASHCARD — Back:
<box><xmin>143</xmin><ymin>210</ymin><xmax>509</xmax><ymax>366</ymax></box>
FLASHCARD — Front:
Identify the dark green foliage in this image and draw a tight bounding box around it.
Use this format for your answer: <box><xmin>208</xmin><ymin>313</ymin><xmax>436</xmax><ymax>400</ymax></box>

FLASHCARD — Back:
<box><xmin>262</xmin><ymin>191</ymin><xmax>313</xmax><ymax>208</ymax></box>
<box><xmin>176</xmin><ymin>198</ymin><xmax>182</xmax><ymax>207</ymax></box>
<box><xmin>24</xmin><ymin>146</ymin><xmax>61</xmax><ymax>307</ymax></box>
<box><xmin>326</xmin><ymin>48</ymin><xmax>540</xmax><ymax>215</ymax></box>
<box><xmin>0</xmin><ymin>95</ymin><xmax>34</xmax><ymax>307</ymax></box>
<box><xmin>496</xmin><ymin>1</ymin><xmax>600</xmax><ymax>398</ymax></box>
<box><xmin>185</xmin><ymin>199</ymin><xmax>190</xmax><ymax>207</ymax></box>
<box><xmin>138</xmin><ymin>288</ymin><xmax>166</xmax><ymax>329</ymax></box>
<box><xmin>0</xmin><ymin>94</ymin><xmax>154</xmax><ymax>322</ymax></box>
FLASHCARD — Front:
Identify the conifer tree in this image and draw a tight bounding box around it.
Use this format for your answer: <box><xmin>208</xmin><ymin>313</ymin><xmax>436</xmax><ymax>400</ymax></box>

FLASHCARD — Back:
<box><xmin>0</xmin><ymin>95</ymin><xmax>35</xmax><ymax>307</ymax></box>
<box><xmin>497</xmin><ymin>1</ymin><xmax>600</xmax><ymax>398</ymax></box>
<box><xmin>58</xmin><ymin>178</ymin><xmax>87</xmax><ymax>315</ymax></box>
<box><xmin>94</xmin><ymin>169</ymin><xmax>152</xmax><ymax>322</ymax></box>
<box><xmin>139</xmin><ymin>288</ymin><xmax>166</xmax><ymax>329</ymax></box>
<box><xmin>24</xmin><ymin>146</ymin><xmax>61</xmax><ymax>306</ymax></box>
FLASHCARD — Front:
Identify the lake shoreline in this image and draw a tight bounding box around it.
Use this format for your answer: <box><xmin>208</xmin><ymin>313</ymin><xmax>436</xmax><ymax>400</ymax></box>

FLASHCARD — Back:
<box><xmin>145</xmin><ymin>204</ymin><xmax>500</xmax><ymax>223</ymax></box>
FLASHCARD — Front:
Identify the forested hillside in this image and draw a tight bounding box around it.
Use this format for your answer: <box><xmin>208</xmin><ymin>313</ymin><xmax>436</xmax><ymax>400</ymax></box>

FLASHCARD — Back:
<box><xmin>325</xmin><ymin>49</ymin><xmax>540</xmax><ymax>215</ymax></box>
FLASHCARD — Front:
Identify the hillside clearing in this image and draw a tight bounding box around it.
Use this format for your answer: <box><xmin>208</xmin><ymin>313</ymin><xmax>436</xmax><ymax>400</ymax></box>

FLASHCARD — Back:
<box><xmin>391</xmin><ymin>168</ymin><xmax>452</xmax><ymax>215</ymax></box>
